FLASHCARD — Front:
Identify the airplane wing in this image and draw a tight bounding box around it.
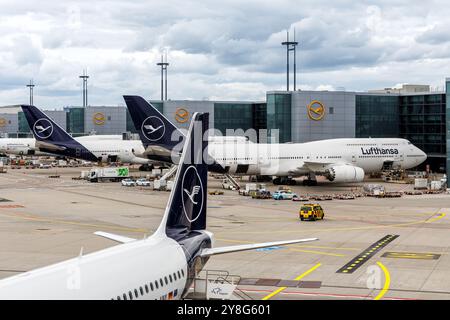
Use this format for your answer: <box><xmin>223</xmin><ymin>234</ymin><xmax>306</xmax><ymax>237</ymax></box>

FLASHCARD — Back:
<box><xmin>302</xmin><ymin>161</ymin><xmax>351</xmax><ymax>172</ymax></box>
<box><xmin>199</xmin><ymin>238</ymin><xmax>318</xmax><ymax>257</ymax></box>
<box><xmin>144</xmin><ymin>145</ymin><xmax>173</xmax><ymax>157</ymax></box>
<box><xmin>35</xmin><ymin>140</ymin><xmax>67</xmax><ymax>152</ymax></box>
<box><xmin>94</xmin><ymin>231</ymin><xmax>137</xmax><ymax>243</ymax></box>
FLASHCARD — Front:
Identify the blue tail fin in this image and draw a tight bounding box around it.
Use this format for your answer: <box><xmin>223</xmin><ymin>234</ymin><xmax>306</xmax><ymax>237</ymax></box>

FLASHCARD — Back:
<box><xmin>20</xmin><ymin>105</ymin><xmax>98</xmax><ymax>162</ymax></box>
<box><xmin>123</xmin><ymin>96</ymin><xmax>184</xmax><ymax>153</ymax></box>
<box><xmin>156</xmin><ymin>112</ymin><xmax>208</xmax><ymax>239</ymax></box>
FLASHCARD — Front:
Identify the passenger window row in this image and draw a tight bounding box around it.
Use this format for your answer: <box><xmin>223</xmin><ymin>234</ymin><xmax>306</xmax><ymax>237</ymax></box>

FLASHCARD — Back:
<box><xmin>359</xmin><ymin>155</ymin><xmax>395</xmax><ymax>158</ymax></box>
<box><xmin>219</xmin><ymin>155</ymin><xmax>345</xmax><ymax>161</ymax></box>
<box><xmin>218</xmin><ymin>157</ymin><xmax>252</xmax><ymax>161</ymax></box>
<box><xmin>112</xmin><ymin>269</ymin><xmax>185</xmax><ymax>300</ymax></box>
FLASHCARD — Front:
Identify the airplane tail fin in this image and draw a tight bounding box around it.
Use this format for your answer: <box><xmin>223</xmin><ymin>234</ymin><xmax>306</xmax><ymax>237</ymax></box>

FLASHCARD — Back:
<box><xmin>20</xmin><ymin>105</ymin><xmax>98</xmax><ymax>162</ymax></box>
<box><xmin>155</xmin><ymin>112</ymin><xmax>208</xmax><ymax>239</ymax></box>
<box><xmin>123</xmin><ymin>95</ymin><xmax>184</xmax><ymax>154</ymax></box>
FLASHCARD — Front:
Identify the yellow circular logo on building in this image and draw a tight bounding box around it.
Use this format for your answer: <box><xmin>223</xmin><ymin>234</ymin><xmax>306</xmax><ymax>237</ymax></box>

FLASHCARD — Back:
<box><xmin>93</xmin><ymin>112</ymin><xmax>105</xmax><ymax>125</ymax></box>
<box><xmin>307</xmin><ymin>100</ymin><xmax>326</xmax><ymax>121</ymax></box>
<box><xmin>0</xmin><ymin>118</ymin><xmax>6</xmax><ymax>127</ymax></box>
<box><xmin>175</xmin><ymin>108</ymin><xmax>189</xmax><ymax>123</ymax></box>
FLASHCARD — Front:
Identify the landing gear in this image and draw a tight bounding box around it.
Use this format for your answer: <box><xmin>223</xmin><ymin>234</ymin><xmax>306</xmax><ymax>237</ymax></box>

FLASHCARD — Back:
<box><xmin>302</xmin><ymin>173</ymin><xmax>318</xmax><ymax>186</ymax></box>
<box><xmin>138</xmin><ymin>164</ymin><xmax>154</xmax><ymax>171</ymax></box>
<box><xmin>273</xmin><ymin>177</ymin><xmax>297</xmax><ymax>185</ymax></box>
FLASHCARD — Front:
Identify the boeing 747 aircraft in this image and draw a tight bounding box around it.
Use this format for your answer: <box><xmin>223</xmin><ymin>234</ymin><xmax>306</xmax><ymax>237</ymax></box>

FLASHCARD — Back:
<box><xmin>124</xmin><ymin>96</ymin><xmax>427</xmax><ymax>185</ymax></box>
<box><xmin>0</xmin><ymin>112</ymin><xmax>317</xmax><ymax>299</ymax></box>
<box><xmin>21</xmin><ymin>105</ymin><xmax>151</xmax><ymax>165</ymax></box>
<box><xmin>0</xmin><ymin>135</ymin><xmax>122</xmax><ymax>157</ymax></box>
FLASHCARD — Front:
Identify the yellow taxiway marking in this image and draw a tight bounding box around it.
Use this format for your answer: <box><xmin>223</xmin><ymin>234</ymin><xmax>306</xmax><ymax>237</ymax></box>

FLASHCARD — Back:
<box><xmin>426</xmin><ymin>213</ymin><xmax>446</xmax><ymax>223</ymax></box>
<box><xmin>374</xmin><ymin>262</ymin><xmax>390</xmax><ymax>300</ymax></box>
<box><xmin>382</xmin><ymin>251</ymin><xmax>441</xmax><ymax>260</ymax></box>
<box><xmin>262</xmin><ymin>263</ymin><xmax>322</xmax><ymax>300</ymax></box>
<box><xmin>0</xmin><ymin>210</ymin><xmax>148</xmax><ymax>234</ymax></box>
<box><xmin>288</xmin><ymin>248</ymin><xmax>345</xmax><ymax>257</ymax></box>
<box><xmin>217</xmin><ymin>210</ymin><xmax>445</xmax><ymax>236</ymax></box>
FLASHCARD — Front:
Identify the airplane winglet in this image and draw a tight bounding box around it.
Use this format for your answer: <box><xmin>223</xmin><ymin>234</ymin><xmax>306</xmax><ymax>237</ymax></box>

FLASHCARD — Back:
<box><xmin>94</xmin><ymin>231</ymin><xmax>137</xmax><ymax>244</ymax></box>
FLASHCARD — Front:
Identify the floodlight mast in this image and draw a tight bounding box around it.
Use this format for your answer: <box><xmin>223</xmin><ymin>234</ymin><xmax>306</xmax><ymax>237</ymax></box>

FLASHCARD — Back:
<box><xmin>156</xmin><ymin>54</ymin><xmax>169</xmax><ymax>100</ymax></box>
<box><xmin>26</xmin><ymin>79</ymin><xmax>35</xmax><ymax>105</ymax></box>
<box><xmin>281</xmin><ymin>29</ymin><xmax>299</xmax><ymax>91</ymax></box>
<box><xmin>79</xmin><ymin>70</ymin><xmax>89</xmax><ymax>107</ymax></box>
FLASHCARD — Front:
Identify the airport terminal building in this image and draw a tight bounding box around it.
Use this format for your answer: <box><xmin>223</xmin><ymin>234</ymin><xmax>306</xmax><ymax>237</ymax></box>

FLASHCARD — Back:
<box><xmin>1</xmin><ymin>80</ymin><xmax>449</xmax><ymax>176</ymax></box>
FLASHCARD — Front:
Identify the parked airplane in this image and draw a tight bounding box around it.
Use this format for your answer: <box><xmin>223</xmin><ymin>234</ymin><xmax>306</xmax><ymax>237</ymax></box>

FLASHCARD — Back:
<box><xmin>124</xmin><ymin>95</ymin><xmax>427</xmax><ymax>185</ymax></box>
<box><xmin>21</xmin><ymin>105</ymin><xmax>150</xmax><ymax>164</ymax></box>
<box><xmin>0</xmin><ymin>138</ymin><xmax>43</xmax><ymax>156</ymax></box>
<box><xmin>0</xmin><ymin>112</ymin><xmax>317</xmax><ymax>299</ymax></box>
<box><xmin>0</xmin><ymin>135</ymin><xmax>124</xmax><ymax>157</ymax></box>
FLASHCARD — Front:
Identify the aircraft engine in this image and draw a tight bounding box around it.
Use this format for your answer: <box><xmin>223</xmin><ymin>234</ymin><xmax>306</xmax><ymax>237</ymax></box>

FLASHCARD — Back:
<box><xmin>325</xmin><ymin>165</ymin><xmax>364</xmax><ymax>183</ymax></box>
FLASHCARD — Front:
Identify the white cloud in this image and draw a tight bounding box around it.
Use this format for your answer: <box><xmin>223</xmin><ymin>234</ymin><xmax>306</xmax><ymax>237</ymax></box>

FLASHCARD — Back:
<box><xmin>0</xmin><ymin>0</ymin><xmax>449</xmax><ymax>108</ymax></box>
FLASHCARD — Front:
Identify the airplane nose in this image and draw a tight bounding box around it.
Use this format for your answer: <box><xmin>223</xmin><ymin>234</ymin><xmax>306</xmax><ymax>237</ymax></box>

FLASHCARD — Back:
<box><xmin>421</xmin><ymin>149</ymin><xmax>427</xmax><ymax>161</ymax></box>
<box><xmin>417</xmin><ymin>148</ymin><xmax>427</xmax><ymax>163</ymax></box>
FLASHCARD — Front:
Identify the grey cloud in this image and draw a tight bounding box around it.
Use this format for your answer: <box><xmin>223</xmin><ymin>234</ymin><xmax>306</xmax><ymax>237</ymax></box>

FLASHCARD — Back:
<box><xmin>11</xmin><ymin>36</ymin><xmax>43</xmax><ymax>66</ymax></box>
<box><xmin>1</xmin><ymin>0</ymin><xmax>450</xmax><ymax>106</ymax></box>
<box><xmin>416</xmin><ymin>24</ymin><xmax>450</xmax><ymax>45</ymax></box>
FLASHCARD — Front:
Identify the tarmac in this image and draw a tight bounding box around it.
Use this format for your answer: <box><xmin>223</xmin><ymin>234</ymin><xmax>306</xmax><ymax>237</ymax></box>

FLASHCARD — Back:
<box><xmin>0</xmin><ymin>167</ymin><xmax>449</xmax><ymax>300</ymax></box>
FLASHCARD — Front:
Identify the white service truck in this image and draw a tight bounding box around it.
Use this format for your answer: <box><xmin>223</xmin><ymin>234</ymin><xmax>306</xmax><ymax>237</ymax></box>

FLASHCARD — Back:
<box><xmin>88</xmin><ymin>167</ymin><xmax>130</xmax><ymax>183</ymax></box>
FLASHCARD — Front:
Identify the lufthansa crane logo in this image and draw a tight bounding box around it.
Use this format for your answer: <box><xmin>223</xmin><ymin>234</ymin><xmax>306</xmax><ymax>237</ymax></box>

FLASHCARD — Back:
<box><xmin>0</xmin><ymin>118</ymin><xmax>6</xmax><ymax>128</ymax></box>
<box><xmin>181</xmin><ymin>165</ymin><xmax>204</xmax><ymax>223</ymax></box>
<box><xmin>307</xmin><ymin>100</ymin><xmax>326</xmax><ymax>121</ymax></box>
<box><xmin>33</xmin><ymin>118</ymin><xmax>54</xmax><ymax>139</ymax></box>
<box><xmin>175</xmin><ymin>108</ymin><xmax>189</xmax><ymax>123</ymax></box>
<box><xmin>141</xmin><ymin>116</ymin><xmax>165</xmax><ymax>141</ymax></box>
<box><xmin>93</xmin><ymin>112</ymin><xmax>106</xmax><ymax>125</ymax></box>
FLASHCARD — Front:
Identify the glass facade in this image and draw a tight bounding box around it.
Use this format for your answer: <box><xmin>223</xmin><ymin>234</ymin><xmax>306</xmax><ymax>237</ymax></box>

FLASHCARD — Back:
<box><xmin>214</xmin><ymin>102</ymin><xmax>254</xmax><ymax>134</ymax></box>
<box><xmin>18</xmin><ymin>111</ymin><xmax>30</xmax><ymax>134</ymax></box>
<box><xmin>266</xmin><ymin>93</ymin><xmax>291</xmax><ymax>143</ymax></box>
<box><xmin>355</xmin><ymin>95</ymin><xmax>399</xmax><ymax>138</ymax></box>
<box><xmin>399</xmin><ymin>94</ymin><xmax>446</xmax><ymax>171</ymax></box>
<box><xmin>148</xmin><ymin>101</ymin><xmax>164</xmax><ymax>113</ymax></box>
<box><xmin>446</xmin><ymin>79</ymin><xmax>450</xmax><ymax>179</ymax></box>
<box><xmin>66</xmin><ymin>107</ymin><xmax>84</xmax><ymax>135</ymax></box>
<box><xmin>213</xmin><ymin>102</ymin><xmax>267</xmax><ymax>142</ymax></box>
<box><xmin>356</xmin><ymin>93</ymin><xmax>447</xmax><ymax>172</ymax></box>
<box><xmin>252</xmin><ymin>103</ymin><xmax>267</xmax><ymax>137</ymax></box>
<box><xmin>126</xmin><ymin>110</ymin><xmax>138</xmax><ymax>133</ymax></box>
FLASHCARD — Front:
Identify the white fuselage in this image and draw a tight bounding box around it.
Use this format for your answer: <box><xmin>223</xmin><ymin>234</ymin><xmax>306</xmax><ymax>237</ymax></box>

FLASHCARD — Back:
<box><xmin>0</xmin><ymin>138</ymin><xmax>45</xmax><ymax>156</ymax></box>
<box><xmin>0</xmin><ymin>137</ymin><xmax>150</xmax><ymax>164</ymax></box>
<box><xmin>79</xmin><ymin>139</ymin><xmax>149</xmax><ymax>164</ymax></box>
<box><xmin>0</xmin><ymin>233</ymin><xmax>188</xmax><ymax>300</ymax></box>
<box><xmin>208</xmin><ymin>138</ymin><xmax>427</xmax><ymax>176</ymax></box>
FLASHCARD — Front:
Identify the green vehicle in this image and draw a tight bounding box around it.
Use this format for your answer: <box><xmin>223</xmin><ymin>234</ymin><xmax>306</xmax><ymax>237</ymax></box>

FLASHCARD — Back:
<box><xmin>88</xmin><ymin>166</ymin><xmax>130</xmax><ymax>183</ymax></box>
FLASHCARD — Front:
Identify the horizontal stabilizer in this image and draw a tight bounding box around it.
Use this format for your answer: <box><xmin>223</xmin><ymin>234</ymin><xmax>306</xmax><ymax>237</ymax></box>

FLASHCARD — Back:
<box><xmin>200</xmin><ymin>238</ymin><xmax>318</xmax><ymax>257</ymax></box>
<box><xmin>94</xmin><ymin>231</ymin><xmax>136</xmax><ymax>244</ymax></box>
<box><xmin>35</xmin><ymin>140</ymin><xmax>67</xmax><ymax>152</ymax></box>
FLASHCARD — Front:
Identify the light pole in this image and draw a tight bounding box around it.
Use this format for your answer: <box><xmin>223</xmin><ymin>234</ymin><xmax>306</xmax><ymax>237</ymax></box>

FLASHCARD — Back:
<box><xmin>281</xmin><ymin>30</ymin><xmax>299</xmax><ymax>91</ymax></box>
<box><xmin>79</xmin><ymin>70</ymin><xmax>89</xmax><ymax>107</ymax></box>
<box><xmin>156</xmin><ymin>54</ymin><xmax>169</xmax><ymax>100</ymax></box>
<box><xmin>26</xmin><ymin>79</ymin><xmax>35</xmax><ymax>105</ymax></box>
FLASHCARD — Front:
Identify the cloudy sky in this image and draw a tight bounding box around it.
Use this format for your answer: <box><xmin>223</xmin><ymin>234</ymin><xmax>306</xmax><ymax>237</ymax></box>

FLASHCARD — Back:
<box><xmin>1</xmin><ymin>0</ymin><xmax>450</xmax><ymax>108</ymax></box>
